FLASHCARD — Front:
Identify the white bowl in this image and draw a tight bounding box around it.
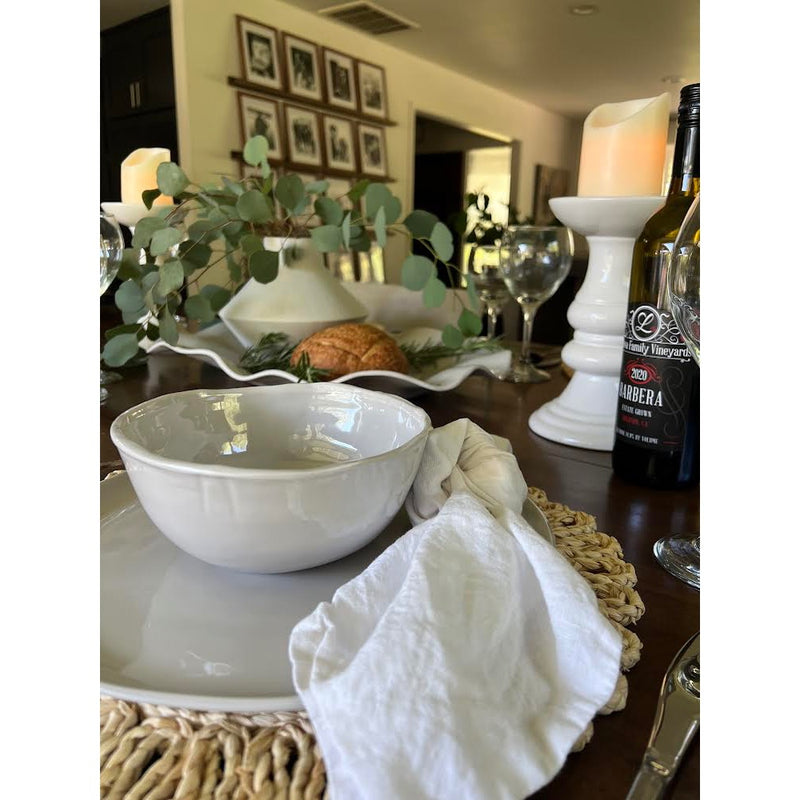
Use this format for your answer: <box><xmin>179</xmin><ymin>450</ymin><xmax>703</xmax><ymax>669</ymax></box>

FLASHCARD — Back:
<box><xmin>110</xmin><ymin>384</ymin><xmax>431</xmax><ymax>573</ymax></box>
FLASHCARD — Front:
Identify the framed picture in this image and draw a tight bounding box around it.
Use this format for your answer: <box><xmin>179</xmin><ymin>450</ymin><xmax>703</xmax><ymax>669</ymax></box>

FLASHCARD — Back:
<box><xmin>323</xmin><ymin>115</ymin><xmax>357</xmax><ymax>174</ymax></box>
<box><xmin>284</xmin><ymin>105</ymin><xmax>324</xmax><ymax>169</ymax></box>
<box><xmin>236</xmin><ymin>16</ymin><xmax>282</xmax><ymax>91</ymax></box>
<box><xmin>356</xmin><ymin>60</ymin><xmax>387</xmax><ymax>119</ymax></box>
<box><xmin>533</xmin><ymin>164</ymin><xmax>570</xmax><ymax>225</ymax></box>
<box><xmin>357</xmin><ymin>123</ymin><xmax>387</xmax><ymax>177</ymax></box>
<box><xmin>322</xmin><ymin>48</ymin><xmax>357</xmax><ymax>111</ymax></box>
<box><xmin>284</xmin><ymin>34</ymin><xmax>323</xmax><ymax>101</ymax></box>
<box><xmin>237</xmin><ymin>92</ymin><xmax>283</xmax><ymax>163</ymax></box>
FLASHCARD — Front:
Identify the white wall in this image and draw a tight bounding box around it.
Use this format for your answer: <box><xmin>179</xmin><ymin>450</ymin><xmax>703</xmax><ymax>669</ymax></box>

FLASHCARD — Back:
<box><xmin>170</xmin><ymin>0</ymin><xmax>581</xmax><ymax>283</ymax></box>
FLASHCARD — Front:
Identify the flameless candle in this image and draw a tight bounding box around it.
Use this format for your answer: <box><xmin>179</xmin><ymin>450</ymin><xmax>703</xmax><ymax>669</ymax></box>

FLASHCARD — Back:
<box><xmin>577</xmin><ymin>94</ymin><xmax>671</xmax><ymax>197</ymax></box>
<box><xmin>120</xmin><ymin>148</ymin><xmax>172</xmax><ymax>205</ymax></box>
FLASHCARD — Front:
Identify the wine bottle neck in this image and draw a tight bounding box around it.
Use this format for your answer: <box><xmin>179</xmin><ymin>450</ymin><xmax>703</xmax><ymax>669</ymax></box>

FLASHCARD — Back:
<box><xmin>667</xmin><ymin>121</ymin><xmax>700</xmax><ymax>197</ymax></box>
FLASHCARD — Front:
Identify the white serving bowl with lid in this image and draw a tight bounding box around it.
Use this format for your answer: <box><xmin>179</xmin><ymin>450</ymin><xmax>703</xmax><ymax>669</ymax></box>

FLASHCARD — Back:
<box><xmin>110</xmin><ymin>383</ymin><xmax>431</xmax><ymax>573</ymax></box>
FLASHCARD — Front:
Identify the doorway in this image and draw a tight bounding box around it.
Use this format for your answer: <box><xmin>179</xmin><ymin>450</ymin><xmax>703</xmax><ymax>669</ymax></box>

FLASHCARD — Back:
<box><xmin>412</xmin><ymin>114</ymin><xmax>512</xmax><ymax>288</ymax></box>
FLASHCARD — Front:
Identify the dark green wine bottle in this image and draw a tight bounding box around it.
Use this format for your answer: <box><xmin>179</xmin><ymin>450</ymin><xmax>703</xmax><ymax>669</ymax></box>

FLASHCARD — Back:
<box><xmin>612</xmin><ymin>83</ymin><xmax>700</xmax><ymax>489</ymax></box>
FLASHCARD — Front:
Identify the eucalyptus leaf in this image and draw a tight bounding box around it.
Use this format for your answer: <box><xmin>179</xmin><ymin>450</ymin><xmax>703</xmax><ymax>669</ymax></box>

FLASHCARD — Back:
<box><xmin>374</xmin><ymin>206</ymin><xmax>387</xmax><ymax>248</ymax></box>
<box><xmin>458</xmin><ymin>307</ymin><xmax>483</xmax><ymax>337</ymax></box>
<box><xmin>104</xmin><ymin>323</ymin><xmax>141</xmax><ymax>341</ymax></box>
<box><xmin>465</xmin><ymin>273</ymin><xmax>481</xmax><ymax>310</ymax></box>
<box><xmin>114</xmin><ymin>279</ymin><xmax>145</xmax><ymax>313</ymax></box>
<box><xmin>117</xmin><ymin>249</ymin><xmax>143</xmax><ymax>281</ymax></box>
<box><xmin>188</xmin><ymin>219</ymin><xmax>220</xmax><ymax>242</ymax></box>
<box><xmin>178</xmin><ymin>241</ymin><xmax>212</xmax><ymax>272</ymax></box>
<box><xmin>364</xmin><ymin>183</ymin><xmax>400</xmax><ymax>224</ymax></box>
<box><xmin>156</xmin><ymin>162</ymin><xmax>189</xmax><ymax>197</ymax></box>
<box><xmin>403</xmin><ymin>210</ymin><xmax>438</xmax><ymax>238</ymax></box>
<box><xmin>199</xmin><ymin>284</ymin><xmax>232</xmax><ymax>311</ymax></box>
<box><xmin>102</xmin><ymin>333</ymin><xmax>141</xmax><ymax>367</ymax></box>
<box><xmin>305</xmin><ymin>179</ymin><xmax>329</xmax><ymax>194</ymax></box>
<box><xmin>241</xmin><ymin>234</ymin><xmax>265</xmax><ymax>256</ymax></box>
<box><xmin>347</xmin><ymin>179</ymin><xmax>370</xmax><ymax>204</ymax></box>
<box><xmin>158</xmin><ymin>309</ymin><xmax>179</xmax><ymax>345</ymax></box>
<box><xmin>184</xmin><ymin>294</ymin><xmax>216</xmax><ymax>323</ymax></box>
<box><xmin>142</xmin><ymin>188</ymin><xmax>161</xmax><ymax>210</ymax></box>
<box><xmin>236</xmin><ymin>190</ymin><xmax>271</xmax><ymax>223</ymax></box>
<box><xmin>275</xmin><ymin>174</ymin><xmax>305</xmax><ymax>212</ymax></box>
<box><xmin>131</xmin><ymin>216</ymin><xmax>167</xmax><ymax>249</ymax></box>
<box><xmin>243</xmin><ymin>135</ymin><xmax>270</xmax><ymax>166</ymax></box>
<box><xmin>442</xmin><ymin>324</ymin><xmax>464</xmax><ymax>348</ymax></box>
<box><xmin>157</xmin><ymin>258</ymin><xmax>185</xmax><ymax>296</ymax></box>
<box><xmin>222</xmin><ymin>177</ymin><xmax>245</xmax><ymax>196</ymax></box>
<box><xmin>422</xmin><ymin>275</ymin><xmax>447</xmax><ymax>308</ymax></box>
<box><xmin>249</xmin><ymin>249</ymin><xmax>280</xmax><ymax>283</ymax></box>
<box><xmin>150</xmin><ymin>227</ymin><xmax>183</xmax><ymax>257</ymax></box>
<box><xmin>430</xmin><ymin>221</ymin><xmax>454</xmax><ymax>263</ymax></box>
<box><xmin>341</xmin><ymin>211</ymin><xmax>351</xmax><ymax>248</ymax></box>
<box><xmin>315</xmin><ymin>196</ymin><xmax>344</xmax><ymax>226</ymax></box>
<box><xmin>311</xmin><ymin>225</ymin><xmax>343</xmax><ymax>252</ymax></box>
<box><xmin>401</xmin><ymin>255</ymin><xmax>434</xmax><ymax>291</ymax></box>
<box><xmin>349</xmin><ymin>230</ymin><xmax>371</xmax><ymax>252</ymax></box>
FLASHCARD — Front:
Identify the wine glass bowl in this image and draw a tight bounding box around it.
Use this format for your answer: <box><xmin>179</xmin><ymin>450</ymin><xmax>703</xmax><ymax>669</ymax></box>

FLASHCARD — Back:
<box><xmin>100</xmin><ymin>211</ymin><xmax>125</xmax><ymax>402</ymax></box>
<box><xmin>654</xmin><ymin>193</ymin><xmax>700</xmax><ymax>589</ymax></box>
<box><xmin>464</xmin><ymin>243</ymin><xmax>512</xmax><ymax>339</ymax></box>
<box><xmin>499</xmin><ymin>225</ymin><xmax>573</xmax><ymax>383</ymax></box>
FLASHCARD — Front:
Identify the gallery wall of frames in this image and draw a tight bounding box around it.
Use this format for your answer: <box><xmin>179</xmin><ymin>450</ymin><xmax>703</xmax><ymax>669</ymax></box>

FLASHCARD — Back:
<box><xmin>230</xmin><ymin>15</ymin><xmax>395</xmax><ymax>189</ymax></box>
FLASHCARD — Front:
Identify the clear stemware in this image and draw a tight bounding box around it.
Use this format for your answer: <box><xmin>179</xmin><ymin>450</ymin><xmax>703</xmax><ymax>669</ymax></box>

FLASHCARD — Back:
<box><xmin>499</xmin><ymin>225</ymin><xmax>573</xmax><ymax>382</ymax></box>
<box><xmin>464</xmin><ymin>243</ymin><xmax>512</xmax><ymax>339</ymax></box>
<box><xmin>653</xmin><ymin>193</ymin><xmax>700</xmax><ymax>588</ymax></box>
<box><xmin>100</xmin><ymin>211</ymin><xmax>125</xmax><ymax>402</ymax></box>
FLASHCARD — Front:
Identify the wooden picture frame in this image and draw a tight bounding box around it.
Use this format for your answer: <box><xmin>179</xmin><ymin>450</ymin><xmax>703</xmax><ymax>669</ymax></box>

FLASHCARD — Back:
<box><xmin>323</xmin><ymin>115</ymin><xmax>357</xmax><ymax>174</ymax></box>
<box><xmin>284</xmin><ymin>34</ymin><xmax>323</xmax><ymax>102</ymax></box>
<box><xmin>284</xmin><ymin>105</ymin><xmax>324</xmax><ymax>169</ymax></box>
<box><xmin>356</xmin><ymin>60</ymin><xmax>387</xmax><ymax>119</ymax></box>
<box><xmin>322</xmin><ymin>48</ymin><xmax>358</xmax><ymax>111</ymax></box>
<box><xmin>357</xmin><ymin>123</ymin><xmax>387</xmax><ymax>177</ymax></box>
<box><xmin>236</xmin><ymin>16</ymin><xmax>282</xmax><ymax>91</ymax></box>
<box><xmin>533</xmin><ymin>164</ymin><xmax>570</xmax><ymax>225</ymax></box>
<box><xmin>237</xmin><ymin>92</ymin><xmax>283</xmax><ymax>163</ymax></box>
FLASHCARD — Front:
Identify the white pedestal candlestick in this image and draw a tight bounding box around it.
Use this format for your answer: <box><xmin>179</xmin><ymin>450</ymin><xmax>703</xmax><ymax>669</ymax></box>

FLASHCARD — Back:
<box><xmin>529</xmin><ymin>196</ymin><xmax>665</xmax><ymax>451</ymax></box>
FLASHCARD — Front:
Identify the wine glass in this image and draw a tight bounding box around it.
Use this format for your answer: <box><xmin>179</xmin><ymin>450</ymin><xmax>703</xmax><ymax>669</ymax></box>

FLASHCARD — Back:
<box><xmin>100</xmin><ymin>211</ymin><xmax>125</xmax><ymax>402</ymax></box>
<box><xmin>464</xmin><ymin>243</ymin><xmax>512</xmax><ymax>339</ymax></box>
<box><xmin>653</xmin><ymin>193</ymin><xmax>700</xmax><ymax>588</ymax></box>
<box><xmin>499</xmin><ymin>225</ymin><xmax>573</xmax><ymax>382</ymax></box>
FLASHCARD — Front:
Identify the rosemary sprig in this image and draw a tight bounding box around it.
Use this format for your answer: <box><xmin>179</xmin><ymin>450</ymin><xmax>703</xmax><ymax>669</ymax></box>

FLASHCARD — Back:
<box><xmin>398</xmin><ymin>337</ymin><xmax>505</xmax><ymax>371</ymax></box>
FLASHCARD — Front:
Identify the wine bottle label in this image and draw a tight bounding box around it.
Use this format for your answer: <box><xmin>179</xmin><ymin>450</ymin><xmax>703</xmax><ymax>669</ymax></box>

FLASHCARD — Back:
<box><xmin>615</xmin><ymin>303</ymin><xmax>698</xmax><ymax>452</ymax></box>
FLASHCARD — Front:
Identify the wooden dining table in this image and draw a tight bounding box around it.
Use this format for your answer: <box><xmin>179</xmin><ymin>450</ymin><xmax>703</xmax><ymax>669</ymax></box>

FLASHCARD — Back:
<box><xmin>100</xmin><ymin>349</ymin><xmax>700</xmax><ymax>800</ymax></box>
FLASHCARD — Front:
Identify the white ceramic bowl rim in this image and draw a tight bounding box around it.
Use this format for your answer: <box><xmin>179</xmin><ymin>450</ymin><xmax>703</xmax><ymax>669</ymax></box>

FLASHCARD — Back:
<box><xmin>110</xmin><ymin>385</ymin><xmax>432</xmax><ymax>480</ymax></box>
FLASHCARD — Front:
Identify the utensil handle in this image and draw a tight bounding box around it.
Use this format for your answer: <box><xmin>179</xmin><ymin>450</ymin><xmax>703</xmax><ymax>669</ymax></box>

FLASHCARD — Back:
<box><xmin>625</xmin><ymin>759</ymin><xmax>669</xmax><ymax>800</ymax></box>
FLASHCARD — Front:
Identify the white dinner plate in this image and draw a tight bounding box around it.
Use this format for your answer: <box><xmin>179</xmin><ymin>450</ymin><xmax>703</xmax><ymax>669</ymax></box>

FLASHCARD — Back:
<box><xmin>100</xmin><ymin>471</ymin><xmax>553</xmax><ymax>713</ymax></box>
<box><xmin>143</xmin><ymin>323</ymin><xmax>512</xmax><ymax>395</ymax></box>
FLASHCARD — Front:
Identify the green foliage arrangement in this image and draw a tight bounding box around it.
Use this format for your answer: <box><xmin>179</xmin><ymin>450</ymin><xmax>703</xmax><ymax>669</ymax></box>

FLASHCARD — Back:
<box><xmin>451</xmin><ymin>191</ymin><xmax>534</xmax><ymax>248</ymax></box>
<box><xmin>102</xmin><ymin>135</ymin><xmax>484</xmax><ymax>368</ymax></box>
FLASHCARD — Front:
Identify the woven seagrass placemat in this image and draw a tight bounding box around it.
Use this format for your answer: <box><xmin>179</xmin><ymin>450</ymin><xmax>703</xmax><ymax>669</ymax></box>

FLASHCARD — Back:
<box><xmin>100</xmin><ymin>486</ymin><xmax>645</xmax><ymax>799</ymax></box>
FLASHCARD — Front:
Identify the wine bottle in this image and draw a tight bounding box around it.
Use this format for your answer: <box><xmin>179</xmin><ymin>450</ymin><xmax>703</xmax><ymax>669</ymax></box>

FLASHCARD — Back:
<box><xmin>612</xmin><ymin>83</ymin><xmax>700</xmax><ymax>489</ymax></box>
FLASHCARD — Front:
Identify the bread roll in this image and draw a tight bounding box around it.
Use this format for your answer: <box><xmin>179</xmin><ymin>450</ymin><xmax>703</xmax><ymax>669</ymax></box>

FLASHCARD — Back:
<box><xmin>291</xmin><ymin>323</ymin><xmax>409</xmax><ymax>378</ymax></box>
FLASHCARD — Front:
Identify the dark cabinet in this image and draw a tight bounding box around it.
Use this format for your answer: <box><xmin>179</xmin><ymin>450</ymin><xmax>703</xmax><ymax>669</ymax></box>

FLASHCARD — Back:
<box><xmin>101</xmin><ymin>6</ymin><xmax>178</xmax><ymax>204</ymax></box>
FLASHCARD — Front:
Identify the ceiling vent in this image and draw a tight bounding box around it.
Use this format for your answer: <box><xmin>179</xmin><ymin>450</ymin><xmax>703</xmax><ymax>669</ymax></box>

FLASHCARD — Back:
<box><xmin>318</xmin><ymin>2</ymin><xmax>419</xmax><ymax>35</ymax></box>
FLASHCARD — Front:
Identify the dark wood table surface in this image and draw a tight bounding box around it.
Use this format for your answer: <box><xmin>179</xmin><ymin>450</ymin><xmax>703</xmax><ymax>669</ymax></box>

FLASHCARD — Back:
<box><xmin>100</xmin><ymin>352</ymin><xmax>700</xmax><ymax>800</ymax></box>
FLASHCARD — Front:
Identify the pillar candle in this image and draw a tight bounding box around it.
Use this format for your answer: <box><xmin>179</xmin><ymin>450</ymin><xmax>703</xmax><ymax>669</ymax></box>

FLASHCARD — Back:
<box><xmin>120</xmin><ymin>148</ymin><xmax>172</xmax><ymax>205</ymax></box>
<box><xmin>577</xmin><ymin>94</ymin><xmax>671</xmax><ymax>197</ymax></box>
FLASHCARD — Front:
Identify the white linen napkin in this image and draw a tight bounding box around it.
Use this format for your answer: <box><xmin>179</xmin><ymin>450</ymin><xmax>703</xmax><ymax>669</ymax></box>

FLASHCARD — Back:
<box><xmin>289</xmin><ymin>420</ymin><xmax>623</xmax><ymax>800</ymax></box>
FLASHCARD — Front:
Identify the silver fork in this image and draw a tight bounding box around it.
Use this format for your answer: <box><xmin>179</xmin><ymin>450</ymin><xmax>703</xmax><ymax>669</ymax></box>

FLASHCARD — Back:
<box><xmin>625</xmin><ymin>632</ymin><xmax>700</xmax><ymax>799</ymax></box>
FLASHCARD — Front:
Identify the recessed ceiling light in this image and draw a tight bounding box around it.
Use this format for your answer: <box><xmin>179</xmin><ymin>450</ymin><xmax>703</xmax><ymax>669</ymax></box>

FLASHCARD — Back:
<box><xmin>661</xmin><ymin>75</ymin><xmax>684</xmax><ymax>84</ymax></box>
<box><xmin>570</xmin><ymin>4</ymin><xmax>599</xmax><ymax>14</ymax></box>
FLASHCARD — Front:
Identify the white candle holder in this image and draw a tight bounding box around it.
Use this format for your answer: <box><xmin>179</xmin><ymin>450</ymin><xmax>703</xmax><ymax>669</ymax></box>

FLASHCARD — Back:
<box><xmin>101</xmin><ymin>202</ymin><xmax>165</xmax><ymax>235</ymax></box>
<box><xmin>528</xmin><ymin>196</ymin><xmax>665</xmax><ymax>451</ymax></box>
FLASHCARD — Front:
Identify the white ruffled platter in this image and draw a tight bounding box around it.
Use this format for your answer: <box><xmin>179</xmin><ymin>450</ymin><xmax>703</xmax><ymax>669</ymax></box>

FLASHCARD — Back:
<box><xmin>143</xmin><ymin>322</ymin><xmax>512</xmax><ymax>395</ymax></box>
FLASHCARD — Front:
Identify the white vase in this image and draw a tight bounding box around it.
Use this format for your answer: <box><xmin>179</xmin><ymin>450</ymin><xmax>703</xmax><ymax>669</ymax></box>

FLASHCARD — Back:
<box><xmin>218</xmin><ymin>237</ymin><xmax>368</xmax><ymax>347</ymax></box>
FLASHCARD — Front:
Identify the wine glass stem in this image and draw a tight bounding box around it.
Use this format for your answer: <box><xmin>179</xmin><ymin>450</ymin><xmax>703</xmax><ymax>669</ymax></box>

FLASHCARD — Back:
<box><xmin>486</xmin><ymin>305</ymin><xmax>498</xmax><ymax>339</ymax></box>
<box><xmin>519</xmin><ymin>302</ymin><xmax>539</xmax><ymax>364</ymax></box>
